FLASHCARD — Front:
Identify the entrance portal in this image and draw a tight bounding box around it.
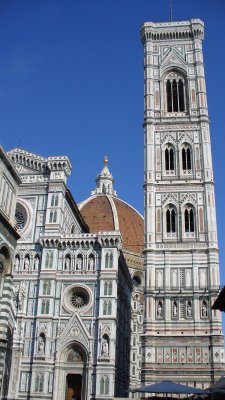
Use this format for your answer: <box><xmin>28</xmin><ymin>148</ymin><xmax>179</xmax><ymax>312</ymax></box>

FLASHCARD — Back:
<box><xmin>66</xmin><ymin>374</ymin><xmax>82</xmax><ymax>400</ymax></box>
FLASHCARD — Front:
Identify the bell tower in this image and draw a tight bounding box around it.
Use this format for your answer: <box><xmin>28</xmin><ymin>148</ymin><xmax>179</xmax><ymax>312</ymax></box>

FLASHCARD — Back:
<box><xmin>141</xmin><ymin>19</ymin><xmax>224</xmax><ymax>387</ymax></box>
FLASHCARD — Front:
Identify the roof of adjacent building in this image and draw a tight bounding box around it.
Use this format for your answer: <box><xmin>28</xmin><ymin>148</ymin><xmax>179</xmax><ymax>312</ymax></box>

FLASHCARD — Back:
<box><xmin>212</xmin><ymin>286</ymin><xmax>225</xmax><ymax>312</ymax></box>
<box><xmin>79</xmin><ymin>157</ymin><xmax>144</xmax><ymax>254</ymax></box>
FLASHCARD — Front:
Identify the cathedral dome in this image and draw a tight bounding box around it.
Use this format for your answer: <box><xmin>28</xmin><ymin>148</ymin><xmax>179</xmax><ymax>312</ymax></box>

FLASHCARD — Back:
<box><xmin>79</xmin><ymin>158</ymin><xmax>144</xmax><ymax>254</ymax></box>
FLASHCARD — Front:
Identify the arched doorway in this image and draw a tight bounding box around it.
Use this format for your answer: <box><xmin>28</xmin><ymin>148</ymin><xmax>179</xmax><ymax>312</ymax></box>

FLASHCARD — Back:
<box><xmin>53</xmin><ymin>342</ymin><xmax>89</xmax><ymax>400</ymax></box>
<box><xmin>65</xmin><ymin>347</ymin><xmax>84</xmax><ymax>400</ymax></box>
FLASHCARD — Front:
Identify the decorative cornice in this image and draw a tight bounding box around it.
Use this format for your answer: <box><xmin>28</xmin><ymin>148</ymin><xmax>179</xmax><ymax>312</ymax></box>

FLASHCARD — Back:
<box><xmin>140</xmin><ymin>19</ymin><xmax>204</xmax><ymax>44</ymax></box>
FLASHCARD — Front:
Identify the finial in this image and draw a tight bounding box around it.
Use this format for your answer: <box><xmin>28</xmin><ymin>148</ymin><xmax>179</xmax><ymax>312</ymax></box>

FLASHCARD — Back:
<box><xmin>170</xmin><ymin>0</ymin><xmax>173</xmax><ymax>21</ymax></box>
<box><xmin>104</xmin><ymin>156</ymin><xmax>108</xmax><ymax>165</ymax></box>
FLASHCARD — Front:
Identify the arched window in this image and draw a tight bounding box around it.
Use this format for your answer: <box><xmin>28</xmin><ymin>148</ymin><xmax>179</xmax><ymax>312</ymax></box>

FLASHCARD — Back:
<box><xmin>166</xmin><ymin>207</ymin><xmax>176</xmax><ymax>233</ymax></box>
<box><xmin>100</xmin><ymin>378</ymin><xmax>105</xmax><ymax>394</ymax></box>
<box><xmin>105</xmin><ymin>253</ymin><xmax>109</xmax><ymax>268</ymax></box>
<box><xmin>103</xmin><ymin>301</ymin><xmax>112</xmax><ymax>315</ymax></box>
<box><xmin>105</xmin><ymin>377</ymin><xmax>109</xmax><ymax>394</ymax></box>
<box><xmin>43</xmin><ymin>281</ymin><xmax>51</xmax><ymax>295</ymax></box>
<box><xmin>165</xmin><ymin>146</ymin><xmax>174</xmax><ymax>171</ymax></box>
<box><xmin>51</xmin><ymin>194</ymin><xmax>59</xmax><ymax>207</ymax></box>
<box><xmin>53</xmin><ymin>211</ymin><xmax>57</xmax><ymax>223</ymax></box>
<box><xmin>109</xmin><ymin>253</ymin><xmax>113</xmax><ymax>268</ymax></box>
<box><xmin>182</xmin><ymin>145</ymin><xmax>192</xmax><ymax>171</ymax></box>
<box><xmin>49</xmin><ymin>211</ymin><xmax>53</xmax><ymax>223</ymax></box>
<box><xmin>184</xmin><ymin>206</ymin><xmax>195</xmax><ymax>233</ymax></box>
<box><xmin>100</xmin><ymin>377</ymin><xmax>109</xmax><ymax>394</ymax></box>
<box><xmin>35</xmin><ymin>374</ymin><xmax>44</xmax><ymax>392</ymax></box>
<box><xmin>45</xmin><ymin>252</ymin><xmax>53</xmax><ymax>268</ymax></box>
<box><xmin>165</xmin><ymin>72</ymin><xmax>186</xmax><ymax>113</ymax></box>
<box><xmin>108</xmin><ymin>282</ymin><xmax>112</xmax><ymax>295</ymax></box>
<box><xmin>41</xmin><ymin>300</ymin><xmax>50</xmax><ymax>314</ymax></box>
<box><xmin>104</xmin><ymin>282</ymin><xmax>108</xmax><ymax>296</ymax></box>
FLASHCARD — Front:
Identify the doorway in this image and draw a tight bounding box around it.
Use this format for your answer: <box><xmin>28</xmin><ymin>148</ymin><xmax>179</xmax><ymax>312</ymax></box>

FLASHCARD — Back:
<box><xmin>66</xmin><ymin>374</ymin><xmax>82</xmax><ymax>400</ymax></box>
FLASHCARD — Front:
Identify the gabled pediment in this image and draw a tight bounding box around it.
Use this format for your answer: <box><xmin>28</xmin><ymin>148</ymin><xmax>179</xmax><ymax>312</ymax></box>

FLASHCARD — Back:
<box><xmin>161</xmin><ymin>48</ymin><xmax>187</xmax><ymax>71</ymax></box>
<box><xmin>59</xmin><ymin>312</ymin><xmax>91</xmax><ymax>350</ymax></box>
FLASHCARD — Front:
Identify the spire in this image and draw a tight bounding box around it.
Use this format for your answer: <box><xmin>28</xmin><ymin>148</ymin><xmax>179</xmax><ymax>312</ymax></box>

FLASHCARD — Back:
<box><xmin>91</xmin><ymin>157</ymin><xmax>117</xmax><ymax>196</ymax></box>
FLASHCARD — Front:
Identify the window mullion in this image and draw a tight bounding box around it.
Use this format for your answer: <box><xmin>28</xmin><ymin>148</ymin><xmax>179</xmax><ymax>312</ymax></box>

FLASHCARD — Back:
<box><xmin>177</xmin><ymin>80</ymin><xmax>180</xmax><ymax>112</ymax></box>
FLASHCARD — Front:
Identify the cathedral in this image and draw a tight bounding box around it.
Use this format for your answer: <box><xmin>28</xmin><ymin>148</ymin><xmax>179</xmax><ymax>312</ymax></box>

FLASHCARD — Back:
<box><xmin>0</xmin><ymin>16</ymin><xmax>224</xmax><ymax>400</ymax></box>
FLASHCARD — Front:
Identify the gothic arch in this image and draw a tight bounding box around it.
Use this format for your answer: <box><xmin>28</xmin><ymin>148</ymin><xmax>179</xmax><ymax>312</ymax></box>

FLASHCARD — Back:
<box><xmin>0</xmin><ymin>244</ymin><xmax>12</xmax><ymax>275</ymax></box>
<box><xmin>162</xmin><ymin>68</ymin><xmax>188</xmax><ymax>113</ymax></box>
<box><xmin>180</xmin><ymin>142</ymin><xmax>193</xmax><ymax>173</ymax></box>
<box><xmin>182</xmin><ymin>203</ymin><xmax>196</xmax><ymax>235</ymax></box>
<box><xmin>164</xmin><ymin>203</ymin><xmax>178</xmax><ymax>237</ymax></box>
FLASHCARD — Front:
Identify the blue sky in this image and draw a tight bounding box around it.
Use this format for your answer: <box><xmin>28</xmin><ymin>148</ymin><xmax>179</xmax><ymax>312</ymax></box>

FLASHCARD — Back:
<box><xmin>1</xmin><ymin>1</ymin><xmax>225</xmax><ymax>300</ymax></box>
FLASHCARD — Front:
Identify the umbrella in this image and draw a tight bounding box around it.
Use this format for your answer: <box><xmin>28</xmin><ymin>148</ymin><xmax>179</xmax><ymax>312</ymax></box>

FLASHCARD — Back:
<box><xmin>131</xmin><ymin>380</ymin><xmax>206</xmax><ymax>395</ymax></box>
<box><xmin>208</xmin><ymin>376</ymin><xmax>225</xmax><ymax>393</ymax></box>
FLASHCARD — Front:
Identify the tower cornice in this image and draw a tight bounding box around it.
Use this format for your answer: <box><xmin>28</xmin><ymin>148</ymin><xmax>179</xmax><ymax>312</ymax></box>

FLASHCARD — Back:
<box><xmin>140</xmin><ymin>19</ymin><xmax>204</xmax><ymax>43</ymax></box>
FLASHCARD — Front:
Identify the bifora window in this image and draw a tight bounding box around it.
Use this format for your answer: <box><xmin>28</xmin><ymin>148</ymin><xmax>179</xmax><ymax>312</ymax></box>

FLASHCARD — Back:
<box><xmin>166</xmin><ymin>72</ymin><xmax>186</xmax><ymax>113</ymax></box>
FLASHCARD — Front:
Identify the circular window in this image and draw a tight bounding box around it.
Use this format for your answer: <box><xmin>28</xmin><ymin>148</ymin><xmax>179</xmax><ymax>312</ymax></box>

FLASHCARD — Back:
<box><xmin>66</xmin><ymin>287</ymin><xmax>90</xmax><ymax>311</ymax></box>
<box><xmin>70</xmin><ymin>289</ymin><xmax>89</xmax><ymax>309</ymax></box>
<box><xmin>64</xmin><ymin>285</ymin><xmax>92</xmax><ymax>313</ymax></box>
<box><xmin>14</xmin><ymin>204</ymin><xmax>27</xmax><ymax>232</ymax></box>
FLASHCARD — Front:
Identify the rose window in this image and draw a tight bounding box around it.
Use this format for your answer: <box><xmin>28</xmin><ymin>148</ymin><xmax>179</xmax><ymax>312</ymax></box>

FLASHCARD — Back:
<box><xmin>69</xmin><ymin>289</ymin><xmax>89</xmax><ymax>309</ymax></box>
<box><xmin>14</xmin><ymin>204</ymin><xmax>27</xmax><ymax>232</ymax></box>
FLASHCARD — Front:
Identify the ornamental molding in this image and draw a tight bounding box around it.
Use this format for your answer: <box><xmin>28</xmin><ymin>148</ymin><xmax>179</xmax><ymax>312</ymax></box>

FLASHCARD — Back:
<box><xmin>8</xmin><ymin>147</ymin><xmax>72</xmax><ymax>177</ymax></box>
<box><xmin>161</xmin><ymin>48</ymin><xmax>187</xmax><ymax>72</ymax></box>
<box><xmin>58</xmin><ymin>312</ymin><xmax>91</xmax><ymax>353</ymax></box>
<box><xmin>180</xmin><ymin>192</ymin><xmax>197</xmax><ymax>206</ymax></box>
<box><xmin>161</xmin><ymin>132</ymin><xmax>176</xmax><ymax>145</ymax></box>
<box><xmin>156</xmin><ymin>124</ymin><xmax>198</xmax><ymax>131</ymax></box>
<box><xmin>156</xmin><ymin>186</ymin><xmax>204</xmax><ymax>192</ymax></box>
<box><xmin>178</xmin><ymin>131</ymin><xmax>194</xmax><ymax>144</ymax></box>
<box><xmin>162</xmin><ymin>193</ymin><xmax>179</xmax><ymax>206</ymax></box>
<box><xmin>40</xmin><ymin>232</ymin><xmax>121</xmax><ymax>249</ymax></box>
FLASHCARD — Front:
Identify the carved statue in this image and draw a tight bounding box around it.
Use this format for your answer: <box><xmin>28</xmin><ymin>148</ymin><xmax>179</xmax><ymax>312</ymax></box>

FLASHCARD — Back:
<box><xmin>202</xmin><ymin>302</ymin><xmax>207</xmax><ymax>317</ymax></box>
<box><xmin>34</xmin><ymin>257</ymin><xmax>39</xmax><ymax>270</ymax></box>
<box><xmin>76</xmin><ymin>257</ymin><xmax>82</xmax><ymax>271</ymax></box>
<box><xmin>187</xmin><ymin>302</ymin><xmax>192</xmax><ymax>317</ymax></box>
<box><xmin>14</xmin><ymin>256</ymin><xmax>20</xmax><ymax>270</ymax></box>
<box><xmin>101</xmin><ymin>338</ymin><xmax>109</xmax><ymax>356</ymax></box>
<box><xmin>157</xmin><ymin>301</ymin><xmax>162</xmax><ymax>318</ymax></box>
<box><xmin>173</xmin><ymin>302</ymin><xmax>177</xmax><ymax>317</ymax></box>
<box><xmin>37</xmin><ymin>335</ymin><xmax>45</xmax><ymax>355</ymax></box>
<box><xmin>88</xmin><ymin>256</ymin><xmax>94</xmax><ymax>270</ymax></box>
<box><xmin>64</xmin><ymin>257</ymin><xmax>71</xmax><ymax>270</ymax></box>
<box><xmin>23</xmin><ymin>256</ymin><xmax>30</xmax><ymax>270</ymax></box>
